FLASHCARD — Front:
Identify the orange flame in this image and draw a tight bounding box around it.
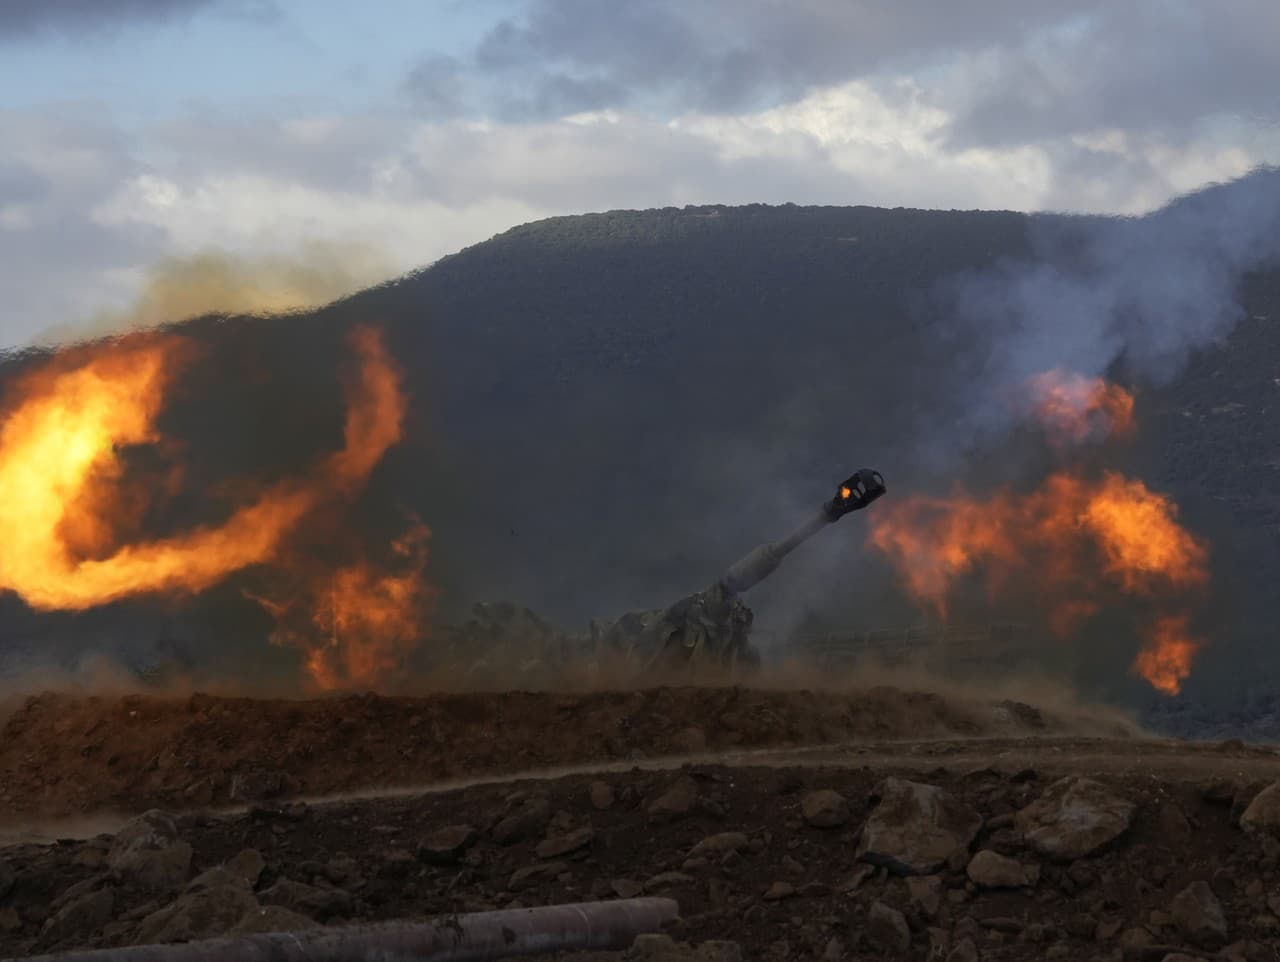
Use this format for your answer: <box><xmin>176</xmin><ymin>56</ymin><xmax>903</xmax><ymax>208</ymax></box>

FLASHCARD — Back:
<box><xmin>1028</xmin><ymin>369</ymin><xmax>1135</xmax><ymax>446</ymax></box>
<box><xmin>868</xmin><ymin>471</ymin><xmax>1208</xmax><ymax>692</ymax></box>
<box><xmin>0</xmin><ymin>324</ymin><xmax>428</xmax><ymax>689</ymax></box>
<box><xmin>258</xmin><ymin>520</ymin><xmax>435</xmax><ymax>691</ymax></box>
<box><xmin>0</xmin><ymin>326</ymin><xmax>402</xmax><ymax>611</ymax></box>
<box><xmin>1132</xmin><ymin>615</ymin><xmax>1201</xmax><ymax>695</ymax></box>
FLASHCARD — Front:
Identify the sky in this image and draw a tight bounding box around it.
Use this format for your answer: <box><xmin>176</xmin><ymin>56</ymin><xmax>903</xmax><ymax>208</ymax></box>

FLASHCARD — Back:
<box><xmin>1</xmin><ymin>0</ymin><xmax>1277</xmax><ymax>348</ymax></box>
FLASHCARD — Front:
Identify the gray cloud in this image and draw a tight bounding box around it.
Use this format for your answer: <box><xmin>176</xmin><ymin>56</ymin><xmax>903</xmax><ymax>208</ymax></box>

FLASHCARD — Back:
<box><xmin>948</xmin><ymin>2</ymin><xmax>1280</xmax><ymax>147</ymax></box>
<box><xmin>408</xmin><ymin>0</ymin><xmax>1280</xmax><ymax>153</ymax></box>
<box><xmin>0</xmin><ymin>106</ymin><xmax>167</xmax><ymax>347</ymax></box>
<box><xmin>404</xmin><ymin>55</ymin><xmax>470</xmax><ymax>121</ymax></box>
<box><xmin>412</xmin><ymin>0</ymin><xmax>1106</xmax><ymax>119</ymax></box>
<box><xmin>0</xmin><ymin>0</ymin><xmax>229</xmax><ymax>38</ymax></box>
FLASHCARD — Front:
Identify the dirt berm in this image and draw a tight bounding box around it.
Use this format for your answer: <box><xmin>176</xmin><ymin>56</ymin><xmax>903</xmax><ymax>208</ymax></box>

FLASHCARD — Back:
<box><xmin>0</xmin><ymin>685</ymin><xmax>1129</xmax><ymax>821</ymax></box>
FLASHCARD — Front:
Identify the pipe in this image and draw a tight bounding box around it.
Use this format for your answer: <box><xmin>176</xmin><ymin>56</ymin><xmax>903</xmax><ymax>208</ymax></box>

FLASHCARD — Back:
<box><xmin>14</xmin><ymin>897</ymin><xmax>680</xmax><ymax>962</ymax></box>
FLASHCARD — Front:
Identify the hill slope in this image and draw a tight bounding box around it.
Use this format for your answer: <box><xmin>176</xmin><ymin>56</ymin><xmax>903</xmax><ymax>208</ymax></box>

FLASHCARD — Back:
<box><xmin>2</xmin><ymin>187</ymin><xmax>1280</xmax><ymax>728</ymax></box>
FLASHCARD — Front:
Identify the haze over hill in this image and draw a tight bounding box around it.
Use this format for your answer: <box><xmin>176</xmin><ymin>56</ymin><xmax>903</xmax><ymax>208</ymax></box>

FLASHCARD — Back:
<box><xmin>3</xmin><ymin>169</ymin><xmax>1280</xmax><ymax>735</ymax></box>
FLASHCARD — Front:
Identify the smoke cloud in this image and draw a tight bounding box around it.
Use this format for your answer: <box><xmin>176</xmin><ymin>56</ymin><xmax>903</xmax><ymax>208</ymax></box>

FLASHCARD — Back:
<box><xmin>34</xmin><ymin>242</ymin><xmax>394</xmax><ymax>346</ymax></box>
<box><xmin>939</xmin><ymin>165</ymin><xmax>1280</xmax><ymax>454</ymax></box>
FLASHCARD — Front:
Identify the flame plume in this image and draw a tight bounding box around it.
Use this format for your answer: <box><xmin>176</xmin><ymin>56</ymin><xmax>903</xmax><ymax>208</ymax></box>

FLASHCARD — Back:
<box><xmin>0</xmin><ymin>324</ymin><xmax>427</xmax><ymax>690</ymax></box>
<box><xmin>1132</xmin><ymin>615</ymin><xmax>1202</xmax><ymax>695</ymax></box>
<box><xmin>1027</xmin><ymin>369</ymin><xmax>1135</xmax><ymax>447</ymax></box>
<box><xmin>869</xmin><ymin>472</ymin><xmax>1209</xmax><ymax>694</ymax></box>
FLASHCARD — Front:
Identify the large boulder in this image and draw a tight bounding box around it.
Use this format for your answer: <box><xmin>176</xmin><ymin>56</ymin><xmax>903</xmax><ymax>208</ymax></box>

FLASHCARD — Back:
<box><xmin>1015</xmin><ymin>777</ymin><xmax>1135</xmax><ymax>860</ymax></box>
<box><xmin>41</xmin><ymin>888</ymin><xmax>114</xmax><ymax>946</ymax></box>
<box><xmin>258</xmin><ymin>879</ymin><xmax>353</xmax><ymax>920</ymax></box>
<box><xmin>107</xmin><ymin>810</ymin><xmax>193</xmax><ymax>893</ymax></box>
<box><xmin>492</xmin><ymin>797</ymin><xmax>552</xmax><ymax>845</ymax></box>
<box><xmin>1171</xmin><ymin>880</ymin><xmax>1229</xmax><ymax>950</ymax></box>
<box><xmin>856</xmin><ymin>779</ymin><xmax>982</xmax><ymax>876</ymax></box>
<box><xmin>419</xmin><ymin>825</ymin><xmax>479</xmax><ymax>864</ymax></box>
<box><xmin>802</xmin><ymin>790</ymin><xmax>851</xmax><ymax>829</ymax></box>
<box><xmin>1240</xmin><ymin>782</ymin><xmax>1280</xmax><ymax>835</ymax></box>
<box><xmin>866</xmin><ymin>900</ymin><xmax>910</xmax><ymax>954</ymax></box>
<box><xmin>966</xmin><ymin>850</ymin><xmax>1040</xmax><ymax>888</ymax></box>
<box><xmin>134</xmin><ymin>885</ymin><xmax>259</xmax><ymax>945</ymax></box>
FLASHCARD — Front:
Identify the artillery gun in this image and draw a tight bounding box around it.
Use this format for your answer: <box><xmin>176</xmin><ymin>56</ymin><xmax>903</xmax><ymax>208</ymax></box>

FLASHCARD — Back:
<box><xmin>595</xmin><ymin>468</ymin><xmax>887</xmax><ymax>674</ymax></box>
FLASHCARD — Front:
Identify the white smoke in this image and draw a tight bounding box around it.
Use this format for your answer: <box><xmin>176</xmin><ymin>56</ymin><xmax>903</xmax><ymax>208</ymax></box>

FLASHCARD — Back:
<box><xmin>940</xmin><ymin>165</ymin><xmax>1280</xmax><ymax>450</ymax></box>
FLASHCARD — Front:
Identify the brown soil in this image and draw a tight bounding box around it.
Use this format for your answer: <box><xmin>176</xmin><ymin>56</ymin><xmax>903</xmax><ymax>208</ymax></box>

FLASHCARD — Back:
<box><xmin>5</xmin><ymin>686</ymin><xmax>1279</xmax><ymax>961</ymax></box>
<box><xmin>0</xmin><ymin>686</ymin><xmax>1123</xmax><ymax>822</ymax></box>
<box><xmin>4</xmin><ymin>752</ymin><xmax>1280</xmax><ymax>960</ymax></box>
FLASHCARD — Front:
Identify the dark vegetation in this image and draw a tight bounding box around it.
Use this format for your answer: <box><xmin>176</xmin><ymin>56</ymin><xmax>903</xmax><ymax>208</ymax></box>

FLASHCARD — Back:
<box><xmin>2</xmin><ymin>198</ymin><xmax>1280</xmax><ymax>736</ymax></box>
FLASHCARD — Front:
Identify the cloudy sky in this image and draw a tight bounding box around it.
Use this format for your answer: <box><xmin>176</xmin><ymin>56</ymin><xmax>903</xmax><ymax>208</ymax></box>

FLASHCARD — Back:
<box><xmin>1</xmin><ymin>0</ymin><xmax>1277</xmax><ymax>347</ymax></box>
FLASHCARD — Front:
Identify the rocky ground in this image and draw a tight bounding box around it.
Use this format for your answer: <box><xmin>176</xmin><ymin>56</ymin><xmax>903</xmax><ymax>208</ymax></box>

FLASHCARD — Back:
<box><xmin>0</xmin><ymin>686</ymin><xmax>1120</xmax><ymax>821</ymax></box>
<box><xmin>3</xmin><ymin>688</ymin><xmax>1280</xmax><ymax>961</ymax></box>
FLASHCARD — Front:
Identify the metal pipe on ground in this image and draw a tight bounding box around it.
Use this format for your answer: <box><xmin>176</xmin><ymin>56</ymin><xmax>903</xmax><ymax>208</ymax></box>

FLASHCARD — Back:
<box><xmin>13</xmin><ymin>897</ymin><xmax>680</xmax><ymax>962</ymax></box>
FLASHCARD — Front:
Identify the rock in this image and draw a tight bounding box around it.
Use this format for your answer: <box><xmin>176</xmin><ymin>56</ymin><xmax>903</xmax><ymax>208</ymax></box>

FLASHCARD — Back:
<box><xmin>0</xmin><ymin>906</ymin><xmax>19</xmax><ymax>933</ymax></box>
<box><xmin>231</xmin><ymin>905</ymin><xmax>318</xmax><ymax>935</ymax></box>
<box><xmin>589</xmin><ymin>781</ymin><xmax>616</xmax><ymax>811</ymax></box>
<box><xmin>979</xmin><ymin>917</ymin><xmax>1022</xmax><ymax>934</ymax></box>
<box><xmin>508</xmin><ymin>862</ymin><xmax>568</xmax><ymax>892</ymax></box>
<box><xmin>379</xmin><ymin>850</ymin><xmax>417</xmax><ymax>879</ymax></box>
<box><xmin>51</xmin><ymin>875</ymin><xmax>108</xmax><ymax>912</ymax></box>
<box><xmin>1120</xmin><ymin>926</ymin><xmax>1155</xmax><ymax>954</ymax></box>
<box><xmin>546</xmin><ymin>810</ymin><xmax>576</xmax><ymax>837</ymax></box>
<box><xmin>1096</xmin><ymin>918</ymin><xmax>1123</xmax><ymax>941</ymax></box>
<box><xmin>780</xmin><ymin>855</ymin><xmax>805</xmax><ymax>876</ymax></box>
<box><xmin>107</xmin><ymin>810</ymin><xmax>193</xmax><ymax>893</ymax></box>
<box><xmin>906</xmin><ymin>875</ymin><xmax>942</xmax><ymax>918</ymax></box>
<box><xmin>258</xmin><ymin>879</ymin><xmax>354</xmax><ymax>920</ymax></box>
<box><xmin>1015</xmin><ymin>777</ymin><xmax>1135</xmax><ymax>860</ymax></box>
<box><xmin>867</xmin><ymin>900</ymin><xmax>910</xmax><ymax>954</ymax></box>
<box><xmin>838</xmin><ymin>864</ymin><xmax>876</xmax><ymax>892</ymax></box>
<box><xmin>323</xmin><ymin>856</ymin><xmax>361</xmax><ymax>886</ymax></box>
<box><xmin>1154</xmin><ymin>804</ymin><xmax>1193</xmax><ymax>845</ymax></box>
<box><xmin>1161</xmin><ymin>955</ymin><xmax>1210</xmax><ymax>962</ymax></box>
<box><xmin>966</xmin><ymin>850</ymin><xmax>1040</xmax><ymax>888</ymax></box>
<box><xmin>0</xmin><ymin>859</ymin><xmax>13</xmax><ymax>899</ymax></box>
<box><xmin>695</xmin><ymin>942</ymin><xmax>743</xmax><ymax>962</ymax></box>
<box><xmin>673</xmin><ymin>727</ymin><xmax>707</xmax><ymax>753</ymax></box>
<box><xmin>690</xmin><ymin>832</ymin><xmax>749</xmax><ymax>856</ymax></box>
<box><xmin>945</xmin><ymin>939</ymin><xmax>979</xmax><ymax>962</ymax></box>
<box><xmin>1171</xmin><ymin>880</ymin><xmax>1229</xmax><ymax>949</ymax></box>
<box><xmin>535</xmin><ymin>826</ymin><xmax>595</xmax><ymax>859</ymax></box>
<box><xmin>643</xmin><ymin>872</ymin><xmax>694</xmax><ymax>893</ymax></box>
<box><xmin>762</xmin><ymin>881</ymin><xmax>795</xmax><ymax>901</ymax></box>
<box><xmin>419</xmin><ymin>824</ymin><xmax>479</xmax><ymax>864</ymax></box>
<box><xmin>647</xmin><ymin>778</ymin><xmax>698</xmax><ymax>820</ymax></box>
<box><xmin>1240</xmin><ymin>782</ymin><xmax>1280</xmax><ymax>836</ymax></box>
<box><xmin>611</xmin><ymin>878</ymin><xmax>643</xmax><ymax>899</ymax></box>
<box><xmin>41</xmin><ymin>889</ymin><xmax>114</xmax><ymax>945</ymax></box>
<box><xmin>225</xmin><ymin>849</ymin><xmax>265</xmax><ymax>887</ymax></box>
<box><xmin>229</xmin><ymin>770</ymin><xmax>285</xmax><ymax>803</ymax></box>
<box><xmin>492</xmin><ymin>797</ymin><xmax>552</xmax><ymax>845</ymax></box>
<box><xmin>801</xmin><ymin>790</ymin><xmax>851</xmax><ymax>828</ymax></box>
<box><xmin>134</xmin><ymin>885</ymin><xmax>259</xmax><ymax>944</ymax></box>
<box><xmin>856</xmin><ymin>778</ymin><xmax>982</xmax><ymax>876</ymax></box>
<box><xmin>187</xmin><ymin>866</ymin><xmax>251</xmax><ymax>893</ymax></box>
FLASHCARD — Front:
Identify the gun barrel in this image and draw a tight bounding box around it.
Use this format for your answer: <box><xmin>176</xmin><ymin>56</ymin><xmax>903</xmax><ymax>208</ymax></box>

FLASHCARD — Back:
<box><xmin>719</xmin><ymin>511</ymin><xmax>829</xmax><ymax>594</ymax></box>
<box><xmin>716</xmin><ymin>468</ymin><xmax>886</xmax><ymax>596</ymax></box>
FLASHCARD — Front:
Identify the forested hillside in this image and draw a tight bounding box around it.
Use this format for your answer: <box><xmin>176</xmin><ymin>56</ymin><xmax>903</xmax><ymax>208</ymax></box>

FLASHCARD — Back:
<box><xmin>3</xmin><ymin>194</ymin><xmax>1280</xmax><ymax>729</ymax></box>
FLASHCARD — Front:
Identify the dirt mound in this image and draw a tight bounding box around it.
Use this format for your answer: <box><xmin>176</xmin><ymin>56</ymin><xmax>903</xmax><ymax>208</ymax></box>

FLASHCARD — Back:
<box><xmin>0</xmin><ymin>686</ymin><xmax>1122</xmax><ymax>822</ymax></box>
<box><xmin>4</xmin><ymin>759</ymin><xmax>1280</xmax><ymax>960</ymax></box>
